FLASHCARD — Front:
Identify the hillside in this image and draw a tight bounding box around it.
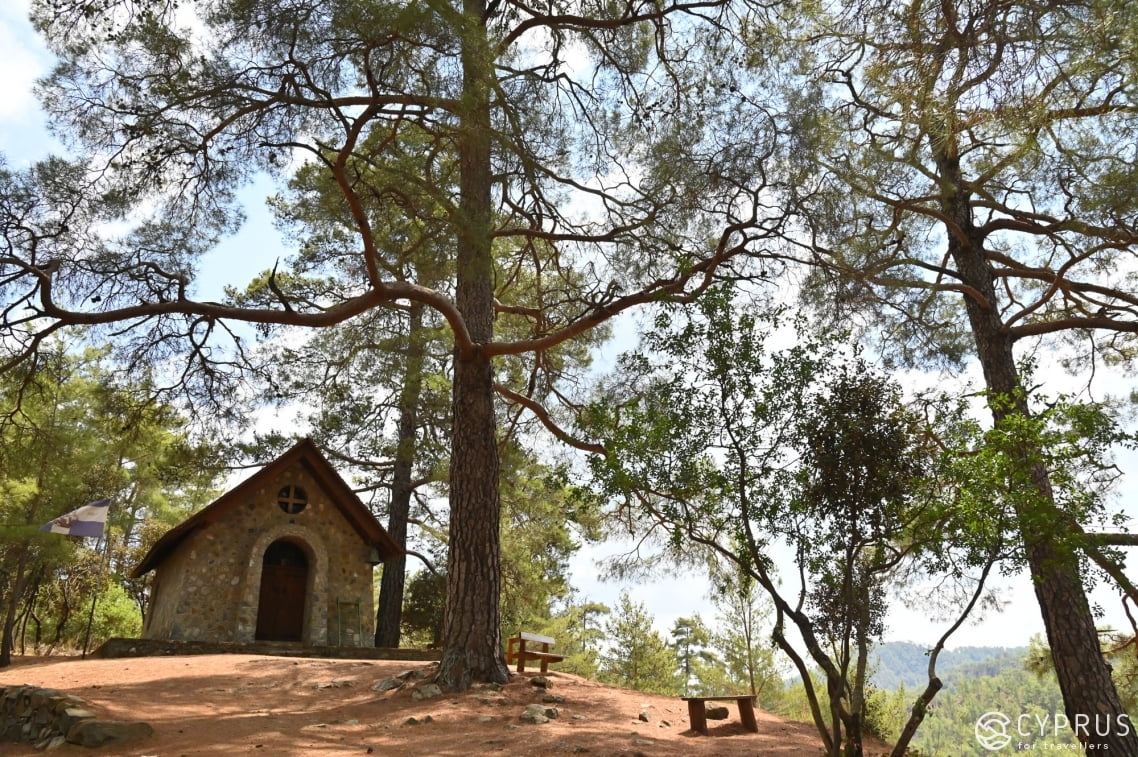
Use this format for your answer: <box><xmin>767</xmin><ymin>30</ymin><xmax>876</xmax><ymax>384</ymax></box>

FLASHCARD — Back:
<box><xmin>0</xmin><ymin>653</ymin><xmax>875</xmax><ymax>756</ymax></box>
<box><xmin>871</xmin><ymin>641</ymin><xmax>1028</xmax><ymax>690</ymax></box>
<box><xmin>868</xmin><ymin>642</ymin><xmax>1080</xmax><ymax>755</ymax></box>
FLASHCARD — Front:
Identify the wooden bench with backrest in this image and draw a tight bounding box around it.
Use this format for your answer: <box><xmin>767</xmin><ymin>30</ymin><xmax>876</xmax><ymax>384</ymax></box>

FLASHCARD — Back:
<box><xmin>505</xmin><ymin>631</ymin><xmax>564</xmax><ymax>673</ymax></box>
<box><xmin>682</xmin><ymin>694</ymin><xmax>759</xmax><ymax>735</ymax></box>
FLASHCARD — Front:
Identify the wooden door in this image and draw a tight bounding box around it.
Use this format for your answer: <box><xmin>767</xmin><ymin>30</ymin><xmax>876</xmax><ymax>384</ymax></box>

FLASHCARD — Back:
<box><xmin>255</xmin><ymin>540</ymin><xmax>308</xmax><ymax>641</ymax></box>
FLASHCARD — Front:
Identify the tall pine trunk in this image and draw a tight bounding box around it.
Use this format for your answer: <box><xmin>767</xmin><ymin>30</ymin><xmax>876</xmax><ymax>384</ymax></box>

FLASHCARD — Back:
<box><xmin>434</xmin><ymin>0</ymin><xmax>509</xmax><ymax>689</ymax></box>
<box><xmin>941</xmin><ymin>150</ymin><xmax>1136</xmax><ymax>753</ymax></box>
<box><xmin>375</xmin><ymin>303</ymin><xmax>425</xmax><ymax>648</ymax></box>
<box><xmin>0</xmin><ymin>545</ymin><xmax>31</xmax><ymax>668</ymax></box>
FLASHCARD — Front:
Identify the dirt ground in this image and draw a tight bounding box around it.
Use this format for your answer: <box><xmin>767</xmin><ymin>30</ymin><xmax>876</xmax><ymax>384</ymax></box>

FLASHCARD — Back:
<box><xmin>1</xmin><ymin>653</ymin><xmax>871</xmax><ymax>756</ymax></box>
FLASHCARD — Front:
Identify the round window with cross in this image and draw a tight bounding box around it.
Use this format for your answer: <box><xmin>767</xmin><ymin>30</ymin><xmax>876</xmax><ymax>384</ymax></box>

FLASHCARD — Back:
<box><xmin>277</xmin><ymin>485</ymin><xmax>308</xmax><ymax>515</ymax></box>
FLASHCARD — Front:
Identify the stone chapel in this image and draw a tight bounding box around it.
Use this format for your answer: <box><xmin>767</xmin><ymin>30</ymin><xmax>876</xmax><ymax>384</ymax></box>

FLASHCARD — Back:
<box><xmin>132</xmin><ymin>438</ymin><xmax>402</xmax><ymax>647</ymax></box>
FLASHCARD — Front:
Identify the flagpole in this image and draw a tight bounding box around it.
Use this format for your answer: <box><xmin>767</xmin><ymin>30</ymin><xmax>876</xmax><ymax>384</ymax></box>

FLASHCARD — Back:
<box><xmin>37</xmin><ymin>499</ymin><xmax>113</xmax><ymax>659</ymax></box>
<box><xmin>80</xmin><ymin>531</ymin><xmax>110</xmax><ymax>660</ymax></box>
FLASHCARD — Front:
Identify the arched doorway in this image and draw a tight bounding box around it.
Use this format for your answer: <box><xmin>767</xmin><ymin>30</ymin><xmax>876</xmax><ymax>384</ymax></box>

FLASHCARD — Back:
<box><xmin>255</xmin><ymin>539</ymin><xmax>309</xmax><ymax>642</ymax></box>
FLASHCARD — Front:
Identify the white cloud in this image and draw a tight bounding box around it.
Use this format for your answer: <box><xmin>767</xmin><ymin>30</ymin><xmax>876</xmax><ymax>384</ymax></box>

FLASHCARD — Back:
<box><xmin>0</xmin><ymin>2</ymin><xmax>50</xmax><ymax>126</ymax></box>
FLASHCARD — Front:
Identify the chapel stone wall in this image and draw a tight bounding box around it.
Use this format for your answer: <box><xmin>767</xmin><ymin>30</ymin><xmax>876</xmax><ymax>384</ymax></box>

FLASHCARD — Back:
<box><xmin>142</xmin><ymin>460</ymin><xmax>375</xmax><ymax>646</ymax></box>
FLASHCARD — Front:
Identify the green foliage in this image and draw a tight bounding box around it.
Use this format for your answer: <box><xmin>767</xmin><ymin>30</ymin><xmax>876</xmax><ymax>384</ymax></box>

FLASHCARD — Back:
<box><xmin>400</xmin><ymin>569</ymin><xmax>446</xmax><ymax>648</ymax></box>
<box><xmin>871</xmin><ymin>642</ymin><xmax>1029</xmax><ymax>691</ymax></box>
<box><xmin>709</xmin><ymin>569</ymin><xmax>783</xmax><ymax>707</ymax></box>
<box><xmin>0</xmin><ymin>346</ymin><xmax>220</xmax><ymax>662</ymax></box>
<box><xmin>499</xmin><ymin>445</ymin><xmax>599</xmax><ymax>635</ymax></box>
<box><xmin>907</xmin><ymin>662</ymin><xmax>1076</xmax><ymax>755</ymax></box>
<box><xmin>981</xmin><ymin>379</ymin><xmax>1135</xmax><ymax>564</ymax></box>
<box><xmin>1026</xmin><ymin>632</ymin><xmax>1138</xmax><ymax>717</ymax></box>
<box><xmin>15</xmin><ymin>0</ymin><xmax>781</xmax><ymax>691</ymax></box>
<box><xmin>863</xmin><ymin>684</ymin><xmax>908</xmax><ymax>744</ymax></box>
<box><xmin>779</xmin><ymin>651</ymin><xmax>1084</xmax><ymax>756</ymax></box>
<box><xmin>88</xmin><ymin>582</ymin><xmax>143</xmax><ymax>642</ymax></box>
<box><xmin>669</xmin><ymin>615</ymin><xmax>721</xmax><ymax>696</ymax></box>
<box><xmin>532</xmin><ymin>597</ymin><xmax>611</xmax><ymax>679</ymax></box>
<box><xmin>597</xmin><ymin>593</ymin><xmax>681</xmax><ymax>695</ymax></box>
<box><xmin>584</xmin><ymin>289</ymin><xmax>979</xmax><ymax>754</ymax></box>
<box><xmin>749</xmin><ymin>0</ymin><xmax>1138</xmax><ymax>737</ymax></box>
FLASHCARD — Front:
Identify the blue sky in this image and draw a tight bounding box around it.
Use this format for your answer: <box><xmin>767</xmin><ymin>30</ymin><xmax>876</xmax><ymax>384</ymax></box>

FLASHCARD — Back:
<box><xmin>1</xmin><ymin>1</ymin><xmax>58</xmax><ymax>163</ymax></box>
<box><xmin>5</xmin><ymin>0</ymin><xmax>1136</xmax><ymax>656</ymax></box>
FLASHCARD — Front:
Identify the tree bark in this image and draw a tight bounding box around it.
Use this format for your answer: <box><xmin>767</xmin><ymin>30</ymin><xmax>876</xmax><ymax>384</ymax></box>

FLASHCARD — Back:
<box><xmin>0</xmin><ymin>544</ymin><xmax>31</xmax><ymax>668</ymax></box>
<box><xmin>940</xmin><ymin>149</ymin><xmax>1137</xmax><ymax>753</ymax></box>
<box><xmin>434</xmin><ymin>0</ymin><xmax>509</xmax><ymax>690</ymax></box>
<box><xmin>375</xmin><ymin>303</ymin><xmax>425</xmax><ymax>648</ymax></box>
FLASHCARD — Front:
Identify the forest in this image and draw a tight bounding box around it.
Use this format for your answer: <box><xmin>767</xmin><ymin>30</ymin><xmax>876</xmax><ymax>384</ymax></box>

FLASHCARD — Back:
<box><xmin>1</xmin><ymin>0</ymin><xmax>1137</xmax><ymax>755</ymax></box>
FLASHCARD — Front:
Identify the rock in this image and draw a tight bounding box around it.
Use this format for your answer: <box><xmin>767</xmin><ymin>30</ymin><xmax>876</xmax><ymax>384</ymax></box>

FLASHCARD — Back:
<box><xmin>542</xmin><ymin>693</ymin><xmax>565</xmax><ymax>704</ymax></box>
<box><xmin>66</xmin><ymin>720</ymin><xmax>153</xmax><ymax>748</ymax></box>
<box><xmin>638</xmin><ymin>710</ymin><xmax>650</xmax><ymax>722</ymax></box>
<box><xmin>61</xmin><ymin>707</ymin><xmax>96</xmax><ymax>722</ymax></box>
<box><xmin>520</xmin><ymin>703</ymin><xmax>558</xmax><ymax>724</ymax></box>
<box><xmin>317</xmin><ymin>679</ymin><xmax>352</xmax><ymax>689</ymax></box>
<box><xmin>371</xmin><ymin>678</ymin><xmax>403</xmax><ymax>692</ymax></box>
<box><xmin>395</xmin><ymin>669</ymin><xmax>421</xmax><ymax>681</ymax></box>
<box><xmin>706</xmin><ymin>705</ymin><xmax>729</xmax><ymax>720</ymax></box>
<box><xmin>519</xmin><ymin>709</ymin><xmax>547</xmax><ymax>725</ymax></box>
<box><xmin>57</xmin><ymin>708</ymin><xmax>95</xmax><ymax>739</ymax></box>
<box><xmin>411</xmin><ymin>683</ymin><xmax>443</xmax><ymax>701</ymax></box>
<box><xmin>473</xmin><ymin>682</ymin><xmax>502</xmax><ymax>692</ymax></box>
<box><xmin>477</xmin><ymin>695</ymin><xmax>510</xmax><ymax>705</ymax></box>
<box><xmin>529</xmin><ymin>676</ymin><xmax>550</xmax><ymax>689</ymax></box>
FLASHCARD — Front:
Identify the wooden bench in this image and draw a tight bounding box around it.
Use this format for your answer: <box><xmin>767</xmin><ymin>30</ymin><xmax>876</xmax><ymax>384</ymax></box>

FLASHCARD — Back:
<box><xmin>682</xmin><ymin>695</ymin><xmax>759</xmax><ymax>735</ymax></box>
<box><xmin>505</xmin><ymin>631</ymin><xmax>564</xmax><ymax>673</ymax></box>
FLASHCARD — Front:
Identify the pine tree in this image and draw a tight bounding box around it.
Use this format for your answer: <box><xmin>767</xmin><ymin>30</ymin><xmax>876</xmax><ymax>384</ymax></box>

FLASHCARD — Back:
<box><xmin>598</xmin><ymin>593</ymin><xmax>679</xmax><ymax>695</ymax></box>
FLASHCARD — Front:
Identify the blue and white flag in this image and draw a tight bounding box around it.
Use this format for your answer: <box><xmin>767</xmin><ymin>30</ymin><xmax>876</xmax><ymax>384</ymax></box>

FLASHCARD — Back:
<box><xmin>40</xmin><ymin>499</ymin><xmax>111</xmax><ymax>538</ymax></box>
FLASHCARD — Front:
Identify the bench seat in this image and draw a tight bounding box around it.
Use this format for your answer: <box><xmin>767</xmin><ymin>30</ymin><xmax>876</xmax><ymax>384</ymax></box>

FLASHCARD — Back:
<box><xmin>682</xmin><ymin>695</ymin><xmax>759</xmax><ymax>735</ymax></box>
<box><xmin>506</xmin><ymin>632</ymin><xmax>564</xmax><ymax>673</ymax></box>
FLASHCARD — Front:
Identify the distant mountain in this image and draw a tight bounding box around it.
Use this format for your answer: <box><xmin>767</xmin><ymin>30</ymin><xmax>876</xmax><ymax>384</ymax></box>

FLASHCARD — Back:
<box><xmin>870</xmin><ymin>640</ymin><xmax>1028</xmax><ymax>690</ymax></box>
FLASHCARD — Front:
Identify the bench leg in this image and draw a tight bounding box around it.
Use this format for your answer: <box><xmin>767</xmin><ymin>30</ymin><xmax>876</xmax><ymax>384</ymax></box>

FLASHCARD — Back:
<box><xmin>539</xmin><ymin>659</ymin><xmax>549</xmax><ymax>673</ymax></box>
<box><xmin>687</xmin><ymin>699</ymin><xmax>708</xmax><ymax>735</ymax></box>
<box><xmin>516</xmin><ymin>641</ymin><xmax>526</xmax><ymax>673</ymax></box>
<box><xmin>738</xmin><ymin>697</ymin><xmax>759</xmax><ymax>733</ymax></box>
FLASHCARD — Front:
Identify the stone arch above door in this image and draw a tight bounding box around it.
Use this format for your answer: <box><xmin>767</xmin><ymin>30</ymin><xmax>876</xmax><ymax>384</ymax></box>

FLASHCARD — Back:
<box><xmin>237</xmin><ymin>525</ymin><xmax>330</xmax><ymax>645</ymax></box>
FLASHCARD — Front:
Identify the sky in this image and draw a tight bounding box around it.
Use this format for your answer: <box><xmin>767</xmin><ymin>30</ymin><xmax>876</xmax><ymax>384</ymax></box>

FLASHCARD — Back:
<box><xmin>2</xmin><ymin>0</ymin><xmax>1135</xmax><ymax>656</ymax></box>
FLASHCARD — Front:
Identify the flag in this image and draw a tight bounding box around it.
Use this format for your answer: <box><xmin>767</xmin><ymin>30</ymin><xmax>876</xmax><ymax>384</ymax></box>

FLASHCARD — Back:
<box><xmin>40</xmin><ymin>499</ymin><xmax>111</xmax><ymax>538</ymax></box>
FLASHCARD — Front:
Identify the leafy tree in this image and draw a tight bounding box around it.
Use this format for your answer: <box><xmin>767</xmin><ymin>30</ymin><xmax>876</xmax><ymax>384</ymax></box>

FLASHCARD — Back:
<box><xmin>0</xmin><ymin>347</ymin><xmax>219</xmax><ymax>665</ymax></box>
<box><xmin>10</xmin><ymin>0</ymin><xmax>781</xmax><ymax>691</ymax></box>
<box><xmin>393</xmin><ymin>444</ymin><xmax>592</xmax><ymax>649</ymax></box>
<box><xmin>584</xmin><ymin>291</ymin><xmax>1002</xmax><ymax>756</ymax></box>
<box><xmin>400</xmin><ymin>568</ymin><xmax>446</xmax><ymax>648</ymax></box>
<box><xmin>498</xmin><ymin>445</ymin><xmax>598</xmax><ymax>635</ymax></box>
<box><xmin>709</xmin><ymin>569</ymin><xmax>782</xmax><ymax>707</ymax></box>
<box><xmin>669</xmin><ymin>615</ymin><xmax>721</xmax><ymax>696</ymax></box>
<box><xmin>598</xmin><ymin>593</ymin><xmax>680</xmax><ymax>695</ymax></box>
<box><xmin>747</xmin><ymin>0</ymin><xmax>1138</xmax><ymax>746</ymax></box>
<box><xmin>536</xmin><ymin>596</ymin><xmax>610</xmax><ymax>679</ymax></box>
<box><xmin>1028</xmin><ymin>631</ymin><xmax>1138</xmax><ymax>716</ymax></box>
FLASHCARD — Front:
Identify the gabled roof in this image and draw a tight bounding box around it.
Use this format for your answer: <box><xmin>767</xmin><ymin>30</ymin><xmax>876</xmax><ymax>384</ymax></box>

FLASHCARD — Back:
<box><xmin>132</xmin><ymin>438</ymin><xmax>402</xmax><ymax>578</ymax></box>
